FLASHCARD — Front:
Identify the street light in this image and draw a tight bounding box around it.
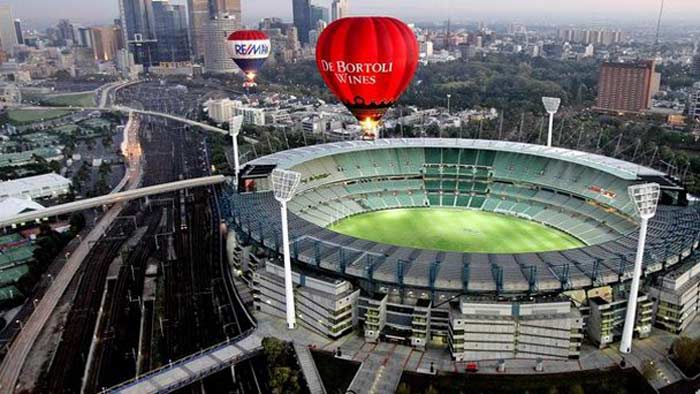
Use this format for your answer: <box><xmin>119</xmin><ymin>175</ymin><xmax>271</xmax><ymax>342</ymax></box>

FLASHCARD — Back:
<box><xmin>542</xmin><ymin>97</ymin><xmax>561</xmax><ymax>147</ymax></box>
<box><xmin>271</xmin><ymin>168</ymin><xmax>301</xmax><ymax>329</ymax></box>
<box><xmin>229</xmin><ymin>115</ymin><xmax>244</xmax><ymax>185</ymax></box>
<box><xmin>619</xmin><ymin>182</ymin><xmax>660</xmax><ymax>354</ymax></box>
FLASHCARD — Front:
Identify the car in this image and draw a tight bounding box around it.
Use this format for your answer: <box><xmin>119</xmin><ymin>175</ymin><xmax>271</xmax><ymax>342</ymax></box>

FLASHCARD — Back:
<box><xmin>465</xmin><ymin>362</ymin><xmax>479</xmax><ymax>372</ymax></box>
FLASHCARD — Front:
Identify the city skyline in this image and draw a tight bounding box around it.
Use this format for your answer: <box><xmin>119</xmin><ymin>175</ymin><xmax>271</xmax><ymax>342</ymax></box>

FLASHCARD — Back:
<box><xmin>4</xmin><ymin>0</ymin><xmax>700</xmax><ymax>28</ymax></box>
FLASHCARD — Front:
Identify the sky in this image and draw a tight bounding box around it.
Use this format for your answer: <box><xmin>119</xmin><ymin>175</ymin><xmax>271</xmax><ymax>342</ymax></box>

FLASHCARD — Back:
<box><xmin>3</xmin><ymin>0</ymin><xmax>700</xmax><ymax>28</ymax></box>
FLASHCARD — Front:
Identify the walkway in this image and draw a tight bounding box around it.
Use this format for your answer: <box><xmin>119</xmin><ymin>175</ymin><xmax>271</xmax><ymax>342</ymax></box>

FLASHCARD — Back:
<box><xmin>103</xmin><ymin>332</ymin><xmax>262</xmax><ymax>394</ymax></box>
<box><xmin>0</xmin><ymin>175</ymin><xmax>226</xmax><ymax>228</ymax></box>
<box><xmin>294</xmin><ymin>344</ymin><xmax>326</xmax><ymax>394</ymax></box>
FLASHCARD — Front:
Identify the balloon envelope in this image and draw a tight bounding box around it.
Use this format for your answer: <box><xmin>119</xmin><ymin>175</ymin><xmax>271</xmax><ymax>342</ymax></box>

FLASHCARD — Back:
<box><xmin>316</xmin><ymin>17</ymin><xmax>419</xmax><ymax>132</ymax></box>
<box><xmin>227</xmin><ymin>30</ymin><xmax>271</xmax><ymax>85</ymax></box>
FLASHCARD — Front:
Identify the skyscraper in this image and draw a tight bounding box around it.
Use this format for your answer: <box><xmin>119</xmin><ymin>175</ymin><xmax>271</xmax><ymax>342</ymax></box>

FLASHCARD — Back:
<box><xmin>309</xmin><ymin>5</ymin><xmax>329</xmax><ymax>28</ymax></box>
<box><xmin>57</xmin><ymin>19</ymin><xmax>75</xmax><ymax>46</ymax></box>
<box><xmin>188</xmin><ymin>0</ymin><xmax>209</xmax><ymax>61</ymax></box>
<box><xmin>202</xmin><ymin>13</ymin><xmax>239</xmax><ymax>73</ymax></box>
<box><xmin>13</xmin><ymin>19</ymin><xmax>22</xmax><ymax>45</ymax></box>
<box><xmin>292</xmin><ymin>0</ymin><xmax>310</xmax><ymax>44</ymax></box>
<box><xmin>152</xmin><ymin>0</ymin><xmax>190</xmax><ymax>63</ymax></box>
<box><xmin>688</xmin><ymin>82</ymin><xmax>700</xmax><ymax>122</ymax></box>
<box><xmin>189</xmin><ymin>0</ymin><xmax>241</xmax><ymax>62</ymax></box>
<box><xmin>119</xmin><ymin>0</ymin><xmax>158</xmax><ymax>67</ymax></box>
<box><xmin>692</xmin><ymin>53</ymin><xmax>700</xmax><ymax>78</ymax></box>
<box><xmin>595</xmin><ymin>60</ymin><xmax>657</xmax><ymax>114</ymax></box>
<box><xmin>91</xmin><ymin>25</ymin><xmax>123</xmax><ymax>61</ymax></box>
<box><xmin>331</xmin><ymin>0</ymin><xmax>349</xmax><ymax>22</ymax></box>
<box><xmin>0</xmin><ymin>6</ymin><xmax>18</xmax><ymax>54</ymax></box>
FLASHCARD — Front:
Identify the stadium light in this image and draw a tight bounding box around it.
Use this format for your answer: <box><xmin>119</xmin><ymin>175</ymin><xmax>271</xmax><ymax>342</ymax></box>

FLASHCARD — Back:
<box><xmin>229</xmin><ymin>115</ymin><xmax>244</xmax><ymax>185</ymax></box>
<box><xmin>271</xmin><ymin>168</ymin><xmax>302</xmax><ymax>329</ymax></box>
<box><xmin>542</xmin><ymin>97</ymin><xmax>561</xmax><ymax>148</ymax></box>
<box><xmin>619</xmin><ymin>182</ymin><xmax>660</xmax><ymax>354</ymax></box>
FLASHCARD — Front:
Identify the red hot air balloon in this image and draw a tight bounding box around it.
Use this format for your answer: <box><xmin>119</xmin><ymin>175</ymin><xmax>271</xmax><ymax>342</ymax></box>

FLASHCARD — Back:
<box><xmin>227</xmin><ymin>30</ymin><xmax>271</xmax><ymax>88</ymax></box>
<box><xmin>316</xmin><ymin>17</ymin><xmax>419</xmax><ymax>140</ymax></box>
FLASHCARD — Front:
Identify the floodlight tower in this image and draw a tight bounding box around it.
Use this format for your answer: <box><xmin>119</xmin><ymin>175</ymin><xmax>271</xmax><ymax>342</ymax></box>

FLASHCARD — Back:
<box><xmin>271</xmin><ymin>168</ymin><xmax>302</xmax><ymax>329</ymax></box>
<box><xmin>542</xmin><ymin>97</ymin><xmax>561</xmax><ymax>147</ymax></box>
<box><xmin>619</xmin><ymin>183</ymin><xmax>660</xmax><ymax>354</ymax></box>
<box><xmin>229</xmin><ymin>115</ymin><xmax>244</xmax><ymax>185</ymax></box>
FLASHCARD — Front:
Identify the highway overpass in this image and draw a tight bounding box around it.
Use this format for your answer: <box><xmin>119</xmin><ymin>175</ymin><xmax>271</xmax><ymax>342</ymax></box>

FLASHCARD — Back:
<box><xmin>0</xmin><ymin>175</ymin><xmax>227</xmax><ymax>228</ymax></box>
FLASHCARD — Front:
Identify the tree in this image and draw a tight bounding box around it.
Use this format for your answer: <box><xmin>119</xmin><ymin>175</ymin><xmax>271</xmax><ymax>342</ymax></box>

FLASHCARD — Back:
<box><xmin>262</xmin><ymin>337</ymin><xmax>287</xmax><ymax>365</ymax></box>
<box><xmin>269</xmin><ymin>366</ymin><xmax>300</xmax><ymax>394</ymax></box>
<box><xmin>396</xmin><ymin>382</ymin><xmax>411</xmax><ymax>394</ymax></box>
<box><xmin>425</xmin><ymin>384</ymin><xmax>438</xmax><ymax>394</ymax></box>
<box><xmin>568</xmin><ymin>384</ymin><xmax>585</xmax><ymax>394</ymax></box>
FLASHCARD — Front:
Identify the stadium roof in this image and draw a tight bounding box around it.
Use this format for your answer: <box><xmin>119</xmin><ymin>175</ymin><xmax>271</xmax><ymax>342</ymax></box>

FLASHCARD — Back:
<box><xmin>0</xmin><ymin>198</ymin><xmax>44</xmax><ymax>220</ymax></box>
<box><xmin>247</xmin><ymin>138</ymin><xmax>664</xmax><ymax>181</ymax></box>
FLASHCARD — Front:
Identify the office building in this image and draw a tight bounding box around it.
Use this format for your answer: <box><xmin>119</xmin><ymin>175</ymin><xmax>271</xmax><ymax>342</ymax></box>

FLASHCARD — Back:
<box><xmin>235</xmin><ymin>106</ymin><xmax>265</xmax><ymax>126</ymax></box>
<box><xmin>595</xmin><ymin>60</ymin><xmax>657</xmax><ymax>114</ymax></box>
<box><xmin>202</xmin><ymin>13</ymin><xmax>239</xmax><ymax>73</ymax></box>
<box><xmin>76</xmin><ymin>27</ymin><xmax>93</xmax><ymax>48</ymax></box>
<box><xmin>331</xmin><ymin>0</ymin><xmax>349</xmax><ymax>21</ymax></box>
<box><xmin>13</xmin><ymin>19</ymin><xmax>22</xmax><ymax>45</ymax></box>
<box><xmin>152</xmin><ymin>0</ymin><xmax>190</xmax><ymax>63</ymax></box>
<box><xmin>292</xmin><ymin>0</ymin><xmax>311</xmax><ymax>44</ymax></box>
<box><xmin>309</xmin><ymin>5</ymin><xmax>329</xmax><ymax>28</ymax></box>
<box><xmin>119</xmin><ymin>0</ymin><xmax>158</xmax><ymax>67</ymax></box>
<box><xmin>90</xmin><ymin>25</ymin><xmax>123</xmax><ymax>61</ymax></box>
<box><xmin>688</xmin><ymin>83</ymin><xmax>700</xmax><ymax>122</ymax></box>
<box><xmin>188</xmin><ymin>0</ymin><xmax>209</xmax><ymax>61</ymax></box>
<box><xmin>0</xmin><ymin>6</ymin><xmax>17</xmax><ymax>54</ymax></box>
<box><xmin>57</xmin><ymin>19</ymin><xmax>75</xmax><ymax>46</ymax></box>
<box><xmin>188</xmin><ymin>0</ymin><xmax>241</xmax><ymax>61</ymax></box>
<box><xmin>693</xmin><ymin>54</ymin><xmax>700</xmax><ymax>78</ymax></box>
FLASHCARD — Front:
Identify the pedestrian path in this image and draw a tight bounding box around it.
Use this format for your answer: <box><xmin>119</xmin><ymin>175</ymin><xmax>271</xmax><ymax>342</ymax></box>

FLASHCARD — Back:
<box><xmin>294</xmin><ymin>344</ymin><xmax>326</xmax><ymax>394</ymax></box>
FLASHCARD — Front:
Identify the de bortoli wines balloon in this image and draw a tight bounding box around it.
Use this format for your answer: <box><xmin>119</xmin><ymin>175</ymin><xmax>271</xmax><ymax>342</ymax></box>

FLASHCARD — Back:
<box><xmin>316</xmin><ymin>17</ymin><xmax>419</xmax><ymax>139</ymax></box>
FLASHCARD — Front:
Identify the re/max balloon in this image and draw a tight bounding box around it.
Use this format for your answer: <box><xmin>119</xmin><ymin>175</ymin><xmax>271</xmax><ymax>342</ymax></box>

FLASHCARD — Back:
<box><xmin>227</xmin><ymin>30</ymin><xmax>271</xmax><ymax>88</ymax></box>
<box><xmin>316</xmin><ymin>17</ymin><xmax>419</xmax><ymax>139</ymax></box>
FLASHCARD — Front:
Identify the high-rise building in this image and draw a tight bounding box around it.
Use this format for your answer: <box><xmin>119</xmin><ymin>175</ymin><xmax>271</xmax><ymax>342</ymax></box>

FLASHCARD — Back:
<box><xmin>202</xmin><ymin>13</ymin><xmax>239</xmax><ymax>74</ymax></box>
<box><xmin>688</xmin><ymin>82</ymin><xmax>700</xmax><ymax>123</ymax></box>
<box><xmin>309</xmin><ymin>5</ymin><xmax>329</xmax><ymax>28</ymax></box>
<box><xmin>188</xmin><ymin>0</ymin><xmax>210</xmax><ymax>61</ymax></box>
<box><xmin>76</xmin><ymin>27</ymin><xmax>93</xmax><ymax>48</ymax></box>
<box><xmin>119</xmin><ymin>0</ymin><xmax>158</xmax><ymax>67</ymax></box>
<box><xmin>595</xmin><ymin>60</ymin><xmax>657</xmax><ymax>114</ymax></box>
<box><xmin>57</xmin><ymin>19</ymin><xmax>75</xmax><ymax>46</ymax></box>
<box><xmin>152</xmin><ymin>0</ymin><xmax>190</xmax><ymax>63</ymax></box>
<box><xmin>0</xmin><ymin>6</ymin><xmax>18</xmax><ymax>54</ymax></box>
<box><xmin>292</xmin><ymin>0</ymin><xmax>311</xmax><ymax>44</ymax></box>
<box><xmin>692</xmin><ymin>54</ymin><xmax>700</xmax><ymax>78</ymax></box>
<box><xmin>189</xmin><ymin>0</ymin><xmax>241</xmax><ymax>62</ymax></box>
<box><xmin>13</xmin><ymin>19</ymin><xmax>22</xmax><ymax>45</ymax></box>
<box><xmin>91</xmin><ymin>25</ymin><xmax>123</xmax><ymax>61</ymax></box>
<box><xmin>330</xmin><ymin>0</ymin><xmax>349</xmax><ymax>21</ymax></box>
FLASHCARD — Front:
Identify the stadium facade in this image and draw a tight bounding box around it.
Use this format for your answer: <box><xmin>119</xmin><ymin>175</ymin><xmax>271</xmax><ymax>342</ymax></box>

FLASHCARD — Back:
<box><xmin>223</xmin><ymin>138</ymin><xmax>700</xmax><ymax>361</ymax></box>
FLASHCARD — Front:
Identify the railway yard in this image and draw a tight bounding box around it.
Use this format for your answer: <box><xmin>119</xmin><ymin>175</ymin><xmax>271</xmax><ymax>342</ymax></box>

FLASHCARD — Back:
<box><xmin>0</xmin><ymin>83</ymin><xmax>262</xmax><ymax>393</ymax></box>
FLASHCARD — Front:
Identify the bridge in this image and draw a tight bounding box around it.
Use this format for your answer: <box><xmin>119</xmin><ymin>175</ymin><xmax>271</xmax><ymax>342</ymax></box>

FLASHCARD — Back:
<box><xmin>0</xmin><ymin>175</ymin><xmax>227</xmax><ymax>228</ymax></box>
<box><xmin>102</xmin><ymin>331</ymin><xmax>263</xmax><ymax>394</ymax></box>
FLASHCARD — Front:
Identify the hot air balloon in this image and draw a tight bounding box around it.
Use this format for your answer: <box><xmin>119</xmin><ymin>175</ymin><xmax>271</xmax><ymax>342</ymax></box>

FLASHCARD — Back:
<box><xmin>316</xmin><ymin>17</ymin><xmax>419</xmax><ymax>140</ymax></box>
<box><xmin>227</xmin><ymin>30</ymin><xmax>271</xmax><ymax>88</ymax></box>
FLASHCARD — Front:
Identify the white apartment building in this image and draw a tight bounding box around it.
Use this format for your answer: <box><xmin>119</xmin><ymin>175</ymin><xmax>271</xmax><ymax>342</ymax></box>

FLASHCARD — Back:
<box><xmin>207</xmin><ymin>98</ymin><xmax>243</xmax><ymax>124</ymax></box>
<box><xmin>235</xmin><ymin>106</ymin><xmax>265</xmax><ymax>126</ymax></box>
<box><xmin>649</xmin><ymin>256</ymin><xmax>700</xmax><ymax>334</ymax></box>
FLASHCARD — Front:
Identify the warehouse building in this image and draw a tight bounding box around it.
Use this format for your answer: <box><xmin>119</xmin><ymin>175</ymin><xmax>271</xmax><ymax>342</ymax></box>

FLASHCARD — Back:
<box><xmin>0</xmin><ymin>173</ymin><xmax>71</xmax><ymax>201</ymax></box>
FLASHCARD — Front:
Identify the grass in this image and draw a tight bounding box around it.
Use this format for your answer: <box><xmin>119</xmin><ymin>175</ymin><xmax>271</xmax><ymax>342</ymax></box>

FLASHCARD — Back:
<box><xmin>41</xmin><ymin>92</ymin><xmax>96</xmax><ymax>107</ymax></box>
<box><xmin>7</xmin><ymin>109</ymin><xmax>75</xmax><ymax>124</ymax></box>
<box><xmin>328</xmin><ymin>208</ymin><xmax>584</xmax><ymax>253</ymax></box>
